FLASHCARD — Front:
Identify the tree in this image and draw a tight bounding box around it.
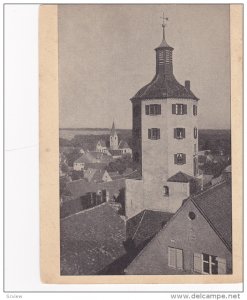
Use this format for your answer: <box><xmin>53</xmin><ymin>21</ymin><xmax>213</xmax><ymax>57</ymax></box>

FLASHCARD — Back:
<box><xmin>66</xmin><ymin>149</ymin><xmax>81</xmax><ymax>167</ymax></box>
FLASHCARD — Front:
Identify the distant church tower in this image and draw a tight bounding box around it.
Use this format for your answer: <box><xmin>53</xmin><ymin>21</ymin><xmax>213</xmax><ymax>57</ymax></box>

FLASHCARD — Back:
<box><xmin>110</xmin><ymin>121</ymin><xmax>119</xmax><ymax>150</ymax></box>
<box><xmin>131</xmin><ymin>16</ymin><xmax>199</xmax><ymax>213</ymax></box>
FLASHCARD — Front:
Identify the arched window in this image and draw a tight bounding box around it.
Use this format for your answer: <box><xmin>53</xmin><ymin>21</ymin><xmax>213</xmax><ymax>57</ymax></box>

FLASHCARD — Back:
<box><xmin>163</xmin><ymin>186</ymin><xmax>169</xmax><ymax>196</ymax></box>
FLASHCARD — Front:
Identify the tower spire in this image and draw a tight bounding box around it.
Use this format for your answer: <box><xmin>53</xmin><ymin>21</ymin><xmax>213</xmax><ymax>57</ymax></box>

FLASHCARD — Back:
<box><xmin>160</xmin><ymin>12</ymin><xmax>168</xmax><ymax>41</ymax></box>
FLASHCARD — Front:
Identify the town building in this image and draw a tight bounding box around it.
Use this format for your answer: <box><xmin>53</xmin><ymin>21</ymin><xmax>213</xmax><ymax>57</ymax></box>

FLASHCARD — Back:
<box><xmin>73</xmin><ymin>151</ymin><xmax>113</xmax><ymax>171</ymax></box>
<box><xmin>84</xmin><ymin>168</ymin><xmax>112</xmax><ymax>183</ymax></box>
<box><xmin>95</xmin><ymin>139</ymin><xmax>108</xmax><ymax>153</ymax></box>
<box><xmin>125</xmin><ymin>181</ymin><xmax>232</xmax><ymax>275</ymax></box>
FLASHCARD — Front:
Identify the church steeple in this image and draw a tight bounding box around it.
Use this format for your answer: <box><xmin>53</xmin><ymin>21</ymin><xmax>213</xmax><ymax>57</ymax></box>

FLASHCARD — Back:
<box><xmin>110</xmin><ymin>121</ymin><xmax>118</xmax><ymax>150</ymax></box>
<box><xmin>155</xmin><ymin>13</ymin><xmax>174</xmax><ymax>76</ymax></box>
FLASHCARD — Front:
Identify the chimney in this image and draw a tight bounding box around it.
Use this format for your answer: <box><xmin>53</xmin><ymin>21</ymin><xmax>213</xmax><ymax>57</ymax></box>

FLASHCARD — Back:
<box><xmin>185</xmin><ymin>80</ymin><xmax>190</xmax><ymax>91</ymax></box>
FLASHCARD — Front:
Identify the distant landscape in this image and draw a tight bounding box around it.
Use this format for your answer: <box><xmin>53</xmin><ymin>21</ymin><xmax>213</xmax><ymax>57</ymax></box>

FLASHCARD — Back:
<box><xmin>59</xmin><ymin>128</ymin><xmax>231</xmax><ymax>154</ymax></box>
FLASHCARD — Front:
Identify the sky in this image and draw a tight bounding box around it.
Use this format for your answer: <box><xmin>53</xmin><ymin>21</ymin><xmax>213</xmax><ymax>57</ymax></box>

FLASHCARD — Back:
<box><xmin>58</xmin><ymin>4</ymin><xmax>230</xmax><ymax>130</ymax></box>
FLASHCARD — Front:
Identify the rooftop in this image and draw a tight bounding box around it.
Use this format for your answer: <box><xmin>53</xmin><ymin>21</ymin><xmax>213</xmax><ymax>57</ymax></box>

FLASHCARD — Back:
<box><xmin>167</xmin><ymin>171</ymin><xmax>194</xmax><ymax>183</ymax></box>
<box><xmin>126</xmin><ymin>210</ymin><xmax>173</xmax><ymax>248</ymax></box>
<box><xmin>191</xmin><ymin>182</ymin><xmax>232</xmax><ymax>250</ymax></box>
<box><xmin>61</xmin><ymin>203</ymin><xmax>126</xmax><ymax>275</ymax></box>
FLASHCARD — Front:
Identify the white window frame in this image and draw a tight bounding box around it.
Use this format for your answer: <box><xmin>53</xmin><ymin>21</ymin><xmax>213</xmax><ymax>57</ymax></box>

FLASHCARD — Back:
<box><xmin>202</xmin><ymin>253</ymin><xmax>218</xmax><ymax>275</ymax></box>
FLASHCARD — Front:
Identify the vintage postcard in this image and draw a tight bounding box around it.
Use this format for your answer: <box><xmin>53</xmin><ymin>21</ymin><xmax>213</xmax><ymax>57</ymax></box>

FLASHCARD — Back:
<box><xmin>40</xmin><ymin>4</ymin><xmax>243</xmax><ymax>283</ymax></box>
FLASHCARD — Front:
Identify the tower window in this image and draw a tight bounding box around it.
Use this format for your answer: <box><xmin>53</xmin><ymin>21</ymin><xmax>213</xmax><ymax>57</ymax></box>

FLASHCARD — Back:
<box><xmin>163</xmin><ymin>185</ymin><xmax>169</xmax><ymax>196</ymax></box>
<box><xmin>148</xmin><ymin>128</ymin><xmax>160</xmax><ymax>140</ymax></box>
<box><xmin>174</xmin><ymin>128</ymin><xmax>185</xmax><ymax>139</ymax></box>
<box><xmin>158</xmin><ymin>51</ymin><xmax>164</xmax><ymax>64</ymax></box>
<box><xmin>145</xmin><ymin>104</ymin><xmax>161</xmax><ymax>116</ymax></box>
<box><xmin>174</xmin><ymin>153</ymin><xmax>186</xmax><ymax>165</ymax></box>
<box><xmin>194</xmin><ymin>127</ymin><xmax>198</xmax><ymax>139</ymax></box>
<box><xmin>172</xmin><ymin>104</ymin><xmax>187</xmax><ymax>115</ymax></box>
<box><xmin>193</xmin><ymin>105</ymin><xmax>197</xmax><ymax>116</ymax></box>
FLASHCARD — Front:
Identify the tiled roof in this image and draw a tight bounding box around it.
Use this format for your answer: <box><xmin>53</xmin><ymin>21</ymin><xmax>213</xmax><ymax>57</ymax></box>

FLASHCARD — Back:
<box><xmin>126</xmin><ymin>210</ymin><xmax>173</xmax><ymax>248</ymax></box>
<box><xmin>191</xmin><ymin>182</ymin><xmax>232</xmax><ymax>250</ymax></box>
<box><xmin>84</xmin><ymin>168</ymin><xmax>107</xmax><ymax>183</ymax></box>
<box><xmin>167</xmin><ymin>171</ymin><xmax>194</xmax><ymax>183</ymax></box>
<box><xmin>118</xmin><ymin>140</ymin><xmax>130</xmax><ymax>149</ymax></box>
<box><xmin>155</xmin><ymin>37</ymin><xmax>173</xmax><ymax>49</ymax></box>
<box><xmin>66</xmin><ymin>179</ymin><xmax>95</xmax><ymax>198</ymax></box>
<box><xmin>61</xmin><ymin>203</ymin><xmax>127</xmax><ymax>275</ymax></box>
<box><xmin>131</xmin><ymin>74</ymin><xmax>198</xmax><ymax>101</ymax></box>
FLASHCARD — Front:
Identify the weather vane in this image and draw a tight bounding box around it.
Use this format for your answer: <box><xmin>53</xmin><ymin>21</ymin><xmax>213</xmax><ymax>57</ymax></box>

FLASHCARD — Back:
<box><xmin>160</xmin><ymin>12</ymin><xmax>169</xmax><ymax>39</ymax></box>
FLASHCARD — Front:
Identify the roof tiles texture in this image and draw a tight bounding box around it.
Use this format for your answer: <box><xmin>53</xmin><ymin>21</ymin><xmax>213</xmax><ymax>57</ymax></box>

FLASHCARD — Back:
<box><xmin>61</xmin><ymin>203</ymin><xmax>126</xmax><ymax>275</ymax></box>
<box><xmin>191</xmin><ymin>182</ymin><xmax>232</xmax><ymax>249</ymax></box>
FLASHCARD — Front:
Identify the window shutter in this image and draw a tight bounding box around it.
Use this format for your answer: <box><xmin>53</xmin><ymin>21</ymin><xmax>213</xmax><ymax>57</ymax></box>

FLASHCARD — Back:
<box><xmin>148</xmin><ymin>129</ymin><xmax>151</xmax><ymax>139</ymax></box>
<box><xmin>217</xmin><ymin>257</ymin><xmax>226</xmax><ymax>274</ymax></box>
<box><xmin>183</xmin><ymin>128</ymin><xmax>186</xmax><ymax>138</ymax></box>
<box><xmin>145</xmin><ymin>105</ymin><xmax>150</xmax><ymax>115</ymax></box>
<box><xmin>183</xmin><ymin>104</ymin><xmax>187</xmax><ymax>115</ymax></box>
<box><xmin>174</xmin><ymin>154</ymin><xmax>177</xmax><ymax>164</ymax></box>
<box><xmin>168</xmin><ymin>247</ymin><xmax>176</xmax><ymax>268</ymax></box>
<box><xmin>176</xmin><ymin>249</ymin><xmax>183</xmax><ymax>270</ymax></box>
<box><xmin>157</xmin><ymin>104</ymin><xmax>161</xmax><ymax>115</ymax></box>
<box><xmin>183</xmin><ymin>154</ymin><xmax>186</xmax><ymax>164</ymax></box>
<box><xmin>193</xmin><ymin>253</ymin><xmax>202</xmax><ymax>273</ymax></box>
<box><xmin>194</xmin><ymin>127</ymin><xmax>197</xmax><ymax>139</ymax></box>
<box><xmin>174</xmin><ymin>128</ymin><xmax>177</xmax><ymax>139</ymax></box>
<box><xmin>172</xmin><ymin>104</ymin><xmax>176</xmax><ymax>114</ymax></box>
<box><xmin>157</xmin><ymin>129</ymin><xmax>160</xmax><ymax>139</ymax></box>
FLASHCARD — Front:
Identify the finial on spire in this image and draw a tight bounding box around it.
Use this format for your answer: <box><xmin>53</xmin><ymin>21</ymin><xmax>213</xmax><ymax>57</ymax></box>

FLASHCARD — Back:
<box><xmin>160</xmin><ymin>12</ymin><xmax>169</xmax><ymax>40</ymax></box>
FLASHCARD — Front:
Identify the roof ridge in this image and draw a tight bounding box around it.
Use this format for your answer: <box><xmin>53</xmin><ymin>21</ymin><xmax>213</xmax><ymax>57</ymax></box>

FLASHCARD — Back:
<box><xmin>132</xmin><ymin>211</ymin><xmax>146</xmax><ymax>240</ymax></box>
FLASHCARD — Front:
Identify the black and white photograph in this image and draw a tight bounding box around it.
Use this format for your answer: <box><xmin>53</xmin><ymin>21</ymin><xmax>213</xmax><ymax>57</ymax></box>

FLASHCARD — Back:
<box><xmin>58</xmin><ymin>4</ymin><xmax>232</xmax><ymax>276</ymax></box>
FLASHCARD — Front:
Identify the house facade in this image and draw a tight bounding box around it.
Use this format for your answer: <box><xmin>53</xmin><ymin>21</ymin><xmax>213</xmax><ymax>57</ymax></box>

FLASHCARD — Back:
<box><xmin>125</xmin><ymin>182</ymin><xmax>232</xmax><ymax>275</ymax></box>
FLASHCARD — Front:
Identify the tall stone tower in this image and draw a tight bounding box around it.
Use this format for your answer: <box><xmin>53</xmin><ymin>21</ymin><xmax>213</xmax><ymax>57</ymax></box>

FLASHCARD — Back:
<box><xmin>110</xmin><ymin>121</ymin><xmax>119</xmax><ymax>150</ymax></box>
<box><xmin>131</xmin><ymin>18</ymin><xmax>200</xmax><ymax>213</ymax></box>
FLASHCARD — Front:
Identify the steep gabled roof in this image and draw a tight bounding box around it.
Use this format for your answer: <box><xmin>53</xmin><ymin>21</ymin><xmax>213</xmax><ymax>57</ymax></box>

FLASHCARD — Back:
<box><xmin>167</xmin><ymin>171</ymin><xmax>194</xmax><ymax>183</ymax></box>
<box><xmin>126</xmin><ymin>210</ymin><xmax>173</xmax><ymax>248</ymax></box>
<box><xmin>191</xmin><ymin>182</ymin><xmax>232</xmax><ymax>250</ymax></box>
<box><xmin>118</xmin><ymin>140</ymin><xmax>130</xmax><ymax>149</ymax></box>
<box><xmin>84</xmin><ymin>168</ymin><xmax>108</xmax><ymax>183</ymax></box>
